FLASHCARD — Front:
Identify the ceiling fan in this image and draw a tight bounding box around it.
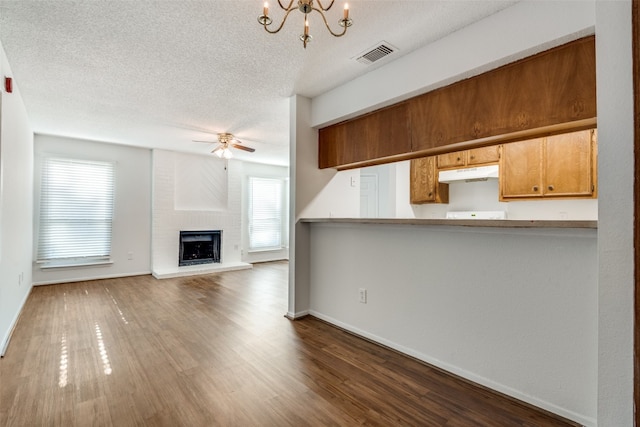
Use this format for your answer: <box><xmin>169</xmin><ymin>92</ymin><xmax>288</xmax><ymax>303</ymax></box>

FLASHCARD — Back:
<box><xmin>193</xmin><ymin>132</ymin><xmax>256</xmax><ymax>159</ymax></box>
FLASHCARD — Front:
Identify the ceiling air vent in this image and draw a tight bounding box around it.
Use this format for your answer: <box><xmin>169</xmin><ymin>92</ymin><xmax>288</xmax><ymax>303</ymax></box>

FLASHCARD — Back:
<box><xmin>354</xmin><ymin>42</ymin><xmax>397</xmax><ymax>65</ymax></box>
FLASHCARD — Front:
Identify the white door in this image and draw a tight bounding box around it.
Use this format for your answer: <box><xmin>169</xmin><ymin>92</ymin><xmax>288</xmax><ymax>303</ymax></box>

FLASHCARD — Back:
<box><xmin>360</xmin><ymin>174</ymin><xmax>378</xmax><ymax>218</ymax></box>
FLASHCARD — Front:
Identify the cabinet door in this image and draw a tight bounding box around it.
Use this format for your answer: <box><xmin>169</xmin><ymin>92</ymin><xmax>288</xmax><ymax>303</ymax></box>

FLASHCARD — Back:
<box><xmin>468</xmin><ymin>145</ymin><xmax>500</xmax><ymax>165</ymax></box>
<box><xmin>543</xmin><ymin>130</ymin><xmax>594</xmax><ymax>197</ymax></box>
<box><xmin>500</xmin><ymin>138</ymin><xmax>543</xmax><ymax>199</ymax></box>
<box><xmin>318</xmin><ymin>123</ymin><xmax>347</xmax><ymax>169</ymax></box>
<box><xmin>410</xmin><ymin>157</ymin><xmax>449</xmax><ymax>204</ymax></box>
<box><xmin>437</xmin><ymin>151</ymin><xmax>466</xmax><ymax>169</ymax></box>
<box><xmin>318</xmin><ymin>103</ymin><xmax>411</xmax><ymax>169</ymax></box>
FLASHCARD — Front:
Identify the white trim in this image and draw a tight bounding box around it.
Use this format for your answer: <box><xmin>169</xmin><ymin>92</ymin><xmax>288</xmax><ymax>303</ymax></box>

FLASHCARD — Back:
<box><xmin>286</xmin><ymin>309</ymin><xmax>309</xmax><ymax>320</ymax></box>
<box><xmin>1</xmin><ymin>284</ymin><xmax>33</xmax><ymax>357</ymax></box>
<box><xmin>32</xmin><ymin>271</ymin><xmax>151</xmax><ymax>286</ymax></box>
<box><xmin>38</xmin><ymin>259</ymin><xmax>113</xmax><ymax>269</ymax></box>
<box><xmin>247</xmin><ymin>247</ymin><xmax>287</xmax><ymax>254</ymax></box>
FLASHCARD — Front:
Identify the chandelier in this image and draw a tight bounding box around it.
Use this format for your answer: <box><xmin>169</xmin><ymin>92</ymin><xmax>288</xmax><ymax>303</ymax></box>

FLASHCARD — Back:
<box><xmin>258</xmin><ymin>0</ymin><xmax>353</xmax><ymax>48</ymax></box>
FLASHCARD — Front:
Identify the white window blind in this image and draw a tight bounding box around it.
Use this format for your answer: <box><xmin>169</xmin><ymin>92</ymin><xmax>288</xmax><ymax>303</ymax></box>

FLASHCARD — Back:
<box><xmin>37</xmin><ymin>158</ymin><xmax>115</xmax><ymax>263</ymax></box>
<box><xmin>248</xmin><ymin>177</ymin><xmax>283</xmax><ymax>251</ymax></box>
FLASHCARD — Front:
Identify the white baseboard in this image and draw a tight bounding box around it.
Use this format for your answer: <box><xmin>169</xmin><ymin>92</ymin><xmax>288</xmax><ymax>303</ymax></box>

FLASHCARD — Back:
<box><xmin>32</xmin><ymin>271</ymin><xmax>152</xmax><ymax>286</ymax></box>
<box><xmin>285</xmin><ymin>310</ymin><xmax>309</xmax><ymax>320</ymax></box>
<box><xmin>1</xmin><ymin>284</ymin><xmax>33</xmax><ymax>357</ymax></box>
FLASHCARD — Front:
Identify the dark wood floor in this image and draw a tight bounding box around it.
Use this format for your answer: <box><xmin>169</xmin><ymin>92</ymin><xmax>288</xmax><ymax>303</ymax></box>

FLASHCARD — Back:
<box><xmin>0</xmin><ymin>261</ymin><xmax>579</xmax><ymax>426</ymax></box>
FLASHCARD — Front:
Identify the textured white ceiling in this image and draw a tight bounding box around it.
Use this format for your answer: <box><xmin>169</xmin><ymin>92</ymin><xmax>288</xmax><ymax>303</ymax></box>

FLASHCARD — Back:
<box><xmin>0</xmin><ymin>0</ymin><xmax>517</xmax><ymax>166</ymax></box>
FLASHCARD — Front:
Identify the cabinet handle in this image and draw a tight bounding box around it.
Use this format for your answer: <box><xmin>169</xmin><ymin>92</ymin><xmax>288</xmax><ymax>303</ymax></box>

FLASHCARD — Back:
<box><xmin>428</xmin><ymin>192</ymin><xmax>433</xmax><ymax>197</ymax></box>
<box><xmin>470</xmin><ymin>155</ymin><xmax>475</xmax><ymax>160</ymax></box>
<box><xmin>548</xmin><ymin>185</ymin><xmax>554</xmax><ymax>191</ymax></box>
<box><xmin>532</xmin><ymin>186</ymin><xmax>539</xmax><ymax>192</ymax></box>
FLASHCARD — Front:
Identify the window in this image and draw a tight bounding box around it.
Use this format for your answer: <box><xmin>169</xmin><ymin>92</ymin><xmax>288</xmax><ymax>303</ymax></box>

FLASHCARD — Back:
<box><xmin>248</xmin><ymin>177</ymin><xmax>284</xmax><ymax>251</ymax></box>
<box><xmin>37</xmin><ymin>158</ymin><xmax>115</xmax><ymax>265</ymax></box>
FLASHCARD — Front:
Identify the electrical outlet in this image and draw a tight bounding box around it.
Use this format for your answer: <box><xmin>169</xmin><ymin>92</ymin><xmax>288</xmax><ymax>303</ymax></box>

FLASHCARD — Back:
<box><xmin>127</xmin><ymin>251</ymin><xmax>133</xmax><ymax>260</ymax></box>
<box><xmin>359</xmin><ymin>288</ymin><xmax>367</xmax><ymax>304</ymax></box>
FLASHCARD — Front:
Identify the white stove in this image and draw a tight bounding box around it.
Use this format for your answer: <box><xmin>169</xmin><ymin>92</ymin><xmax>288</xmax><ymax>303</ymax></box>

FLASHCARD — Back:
<box><xmin>445</xmin><ymin>211</ymin><xmax>507</xmax><ymax>220</ymax></box>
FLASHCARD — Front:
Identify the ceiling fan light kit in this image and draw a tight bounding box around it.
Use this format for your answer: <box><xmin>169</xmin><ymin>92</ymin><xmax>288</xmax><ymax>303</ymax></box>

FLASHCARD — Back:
<box><xmin>214</xmin><ymin>147</ymin><xmax>234</xmax><ymax>159</ymax></box>
<box><xmin>194</xmin><ymin>132</ymin><xmax>256</xmax><ymax>159</ymax></box>
<box><xmin>258</xmin><ymin>0</ymin><xmax>352</xmax><ymax>49</ymax></box>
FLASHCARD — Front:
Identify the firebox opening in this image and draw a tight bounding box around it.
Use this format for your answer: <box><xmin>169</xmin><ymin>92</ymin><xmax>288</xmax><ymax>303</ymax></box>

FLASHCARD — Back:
<box><xmin>179</xmin><ymin>230</ymin><xmax>221</xmax><ymax>267</ymax></box>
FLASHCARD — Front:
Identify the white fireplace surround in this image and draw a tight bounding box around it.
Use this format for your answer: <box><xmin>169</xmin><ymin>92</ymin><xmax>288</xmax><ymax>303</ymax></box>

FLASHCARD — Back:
<box><xmin>151</xmin><ymin>150</ymin><xmax>251</xmax><ymax>279</ymax></box>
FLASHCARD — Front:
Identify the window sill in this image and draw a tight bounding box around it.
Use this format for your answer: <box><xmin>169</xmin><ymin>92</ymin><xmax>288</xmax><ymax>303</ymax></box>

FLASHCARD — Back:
<box><xmin>247</xmin><ymin>247</ymin><xmax>288</xmax><ymax>254</ymax></box>
<box><xmin>38</xmin><ymin>259</ymin><xmax>113</xmax><ymax>270</ymax></box>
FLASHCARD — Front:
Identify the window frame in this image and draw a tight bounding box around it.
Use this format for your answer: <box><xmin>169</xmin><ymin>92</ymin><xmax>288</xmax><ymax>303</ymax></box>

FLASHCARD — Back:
<box><xmin>247</xmin><ymin>176</ymin><xmax>287</xmax><ymax>253</ymax></box>
<box><xmin>35</xmin><ymin>156</ymin><xmax>116</xmax><ymax>268</ymax></box>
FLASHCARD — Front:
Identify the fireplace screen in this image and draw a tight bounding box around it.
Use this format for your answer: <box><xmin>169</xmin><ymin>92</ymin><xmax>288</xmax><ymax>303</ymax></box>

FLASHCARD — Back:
<box><xmin>179</xmin><ymin>230</ymin><xmax>221</xmax><ymax>266</ymax></box>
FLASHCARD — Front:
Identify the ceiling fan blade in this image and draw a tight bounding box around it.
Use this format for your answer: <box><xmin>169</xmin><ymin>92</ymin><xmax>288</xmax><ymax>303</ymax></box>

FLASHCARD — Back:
<box><xmin>232</xmin><ymin>143</ymin><xmax>255</xmax><ymax>153</ymax></box>
<box><xmin>193</xmin><ymin>140</ymin><xmax>217</xmax><ymax>143</ymax></box>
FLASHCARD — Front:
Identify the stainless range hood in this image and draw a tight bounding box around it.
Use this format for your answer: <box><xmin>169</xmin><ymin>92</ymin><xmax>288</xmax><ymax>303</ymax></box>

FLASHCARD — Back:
<box><xmin>438</xmin><ymin>164</ymin><xmax>499</xmax><ymax>183</ymax></box>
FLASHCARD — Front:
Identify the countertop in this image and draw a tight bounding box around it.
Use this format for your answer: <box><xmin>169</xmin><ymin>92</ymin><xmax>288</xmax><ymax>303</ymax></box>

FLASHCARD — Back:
<box><xmin>299</xmin><ymin>218</ymin><xmax>597</xmax><ymax>229</ymax></box>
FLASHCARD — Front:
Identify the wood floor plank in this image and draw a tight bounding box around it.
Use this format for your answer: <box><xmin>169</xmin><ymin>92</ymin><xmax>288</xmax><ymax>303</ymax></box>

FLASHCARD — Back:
<box><xmin>0</xmin><ymin>261</ymin><xmax>580</xmax><ymax>426</ymax></box>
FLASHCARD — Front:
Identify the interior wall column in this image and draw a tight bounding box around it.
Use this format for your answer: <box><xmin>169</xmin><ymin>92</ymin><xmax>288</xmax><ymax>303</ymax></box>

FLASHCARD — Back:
<box><xmin>287</xmin><ymin>94</ymin><xmax>313</xmax><ymax>318</ymax></box>
<box><xmin>632</xmin><ymin>0</ymin><xmax>639</xmax><ymax>423</ymax></box>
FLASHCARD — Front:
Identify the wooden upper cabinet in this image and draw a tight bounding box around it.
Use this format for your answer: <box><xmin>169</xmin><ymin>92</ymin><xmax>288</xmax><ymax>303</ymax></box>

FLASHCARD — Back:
<box><xmin>437</xmin><ymin>151</ymin><xmax>466</xmax><ymax>169</ymax></box>
<box><xmin>544</xmin><ymin>130</ymin><xmax>594</xmax><ymax>197</ymax></box>
<box><xmin>318</xmin><ymin>103</ymin><xmax>411</xmax><ymax>169</ymax></box>
<box><xmin>500</xmin><ymin>129</ymin><xmax>596</xmax><ymax>200</ymax></box>
<box><xmin>318</xmin><ymin>123</ymin><xmax>346</xmax><ymax>169</ymax></box>
<box><xmin>318</xmin><ymin>36</ymin><xmax>595</xmax><ymax>171</ymax></box>
<box><xmin>410</xmin><ymin>156</ymin><xmax>448</xmax><ymax>204</ymax></box>
<box><xmin>500</xmin><ymin>138</ymin><xmax>544</xmax><ymax>198</ymax></box>
<box><xmin>410</xmin><ymin>36</ymin><xmax>596</xmax><ymax>154</ymax></box>
<box><xmin>468</xmin><ymin>145</ymin><xmax>500</xmax><ymax>165</ymax></box>
<box><xmin>437</xmin><ymin>145</ymin><xmax>500</xmax><ymax>169</ymax></box>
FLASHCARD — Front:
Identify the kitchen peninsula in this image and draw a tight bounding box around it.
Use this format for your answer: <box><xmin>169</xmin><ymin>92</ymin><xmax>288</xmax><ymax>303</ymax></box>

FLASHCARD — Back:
<box><xmin>292</xmin><ymin>217</ymin><xmax>597</xmax><ymax>425</ymax></box>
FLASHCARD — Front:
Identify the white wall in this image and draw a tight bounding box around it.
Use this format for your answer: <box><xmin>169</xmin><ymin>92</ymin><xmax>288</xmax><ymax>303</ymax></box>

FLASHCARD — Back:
<box><xmin>32</xmin><ymin>135</ymin><xmax>152</xmax><ymax>285</ymax></box>
<box><xmin>290</xmin><ymin>96</ymin><xmax>359</xmax><ymax>221</ymax></box>
<box><xmin>308</xmin><ymin>222</ymin><xmax>597</xmax><ymax>426</ymax></box>
<box><xmin>595</xmin><ymin>1</ymin><xmax>634</xmax><ymax>425</ymax></box>
<box><xmin>0</xmin><ymin>41</ymin><xmax>34</xmax><ymax>355</ymax></box>
<box><xmin>241</xmin><ymin>161</ymin><xmax>289</xmax><ymax>264</ymax></box>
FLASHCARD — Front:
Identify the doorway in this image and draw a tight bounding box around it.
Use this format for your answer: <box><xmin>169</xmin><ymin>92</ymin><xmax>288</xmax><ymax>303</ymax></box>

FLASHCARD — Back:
<box><xmin>360</xmin><ymin>174</ymin><xmax>379</xmax><ymax>218</ymax></box>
